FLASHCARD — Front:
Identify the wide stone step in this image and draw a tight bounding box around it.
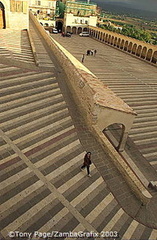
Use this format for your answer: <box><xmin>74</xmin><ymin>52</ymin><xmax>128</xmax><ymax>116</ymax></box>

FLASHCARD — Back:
<box><xmin>134</xmin><ymin>137</ymin><xmax>157</xmax><ymax>145</ymax></box>
<box><xmin>0</xmin><ymin>86</ymin><xmax>60</xmax><ymax>112</ymax></box>
<box><xmin>16</xmin><ymin>116</ymin><xmax>73</xmax><ymax>150</ymax></box>
<box><xmin>0</xmin><ymin>94</ymin><xmax>64</xmax><ymax>123</ymax></box>
<box><xmin>126</xmin><ymin>100</ymin><xmax>157</xmax><ymax>106</ymax></box>
<box><xmin>0</xmin><ymin>66</ymin><xmax>19</xmax><ymax>73</ymax></box>
<box><xmin>0</xmin><ymin>71</ymin><xmax>54</xmax><ymax>87</ymax></box>
<box><xmin>130</xmin><ymin>125</ymin><xmax>157</xmax><ymax>134</ymax></box>
<box><xmin>130</xmin><ymin>131</ymin><xmax>157</xmax><ymax>141</ymax></box>
<box><xmin>115</xmin><ymin>92</ymin><xmax>157</xmax><ymax>98</ymax></box>
<box><xmin>136</xmin><ymin>112</ymin><xmax>157</xmax><ymax>118</ymax></box>
<box><xmin>0</xmin><ymin>83</ymin><xmax>56</xmax><ymax>104</ymax></box>
<box><xmin>143</xmin><ymin>152</ymin><xmax>157</xmax><ymax>159</ymax></box>
<box><xmin>1</xmin><ymin>100</ymin><xmax>67</xmax><ymax>133</ymax></box>
<box><xmin>134</xmin><ymin>116</ymin><xmax>157</xmax><ymax>123</ymax></box>
<box><xmin>7</xmin><ymin>108</ymin><xmax>69</xmax><ymax>140</ymax></box>
<box><xmin>122</xmin><ymin>97</ymin><xmax>157</xmax><ymax>102</ymax></box>
<box><xmin>0</xmin><ymin>70</ymin><xmax>36</xmax><ymax>81</ymax></box>
<box><xmin>0</xmin><ymin>77</ymin><xmax>55</xmax><ymax>96</ymax></box>
<box><xmin>133</xmin><ymin>105</ymin><xmax>157</xmax><ymax>111</ymax></box>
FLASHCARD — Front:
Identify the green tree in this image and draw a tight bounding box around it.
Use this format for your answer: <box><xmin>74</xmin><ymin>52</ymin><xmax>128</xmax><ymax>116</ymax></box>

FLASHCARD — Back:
<box><xmin>57</xmin><ymin>1</ymin><xmax>65</xmax><ymax>18</ymax></box>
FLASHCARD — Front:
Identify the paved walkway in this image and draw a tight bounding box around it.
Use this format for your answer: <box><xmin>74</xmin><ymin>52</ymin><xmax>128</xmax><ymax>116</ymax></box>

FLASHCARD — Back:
<box><xmin>51</xmin><ymin>34</ymin><xmax>157</xmax><ymax>174</ymax></box>
<box><xmin>0</xmin><ymin>25</ymin><xmax>157</xmax><ymax>240</ymax></box>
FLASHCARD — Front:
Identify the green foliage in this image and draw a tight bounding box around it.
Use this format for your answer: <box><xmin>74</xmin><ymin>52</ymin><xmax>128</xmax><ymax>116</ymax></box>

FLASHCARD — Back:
<box><xmin>57</xmin><ymin>1</ymin><xmax>65</xmax><ymax>18</ymax></box>
<box><xmin>100</xmin><ymin>24</ymin><xmax>152</xmax><ymax>43</ymax></box>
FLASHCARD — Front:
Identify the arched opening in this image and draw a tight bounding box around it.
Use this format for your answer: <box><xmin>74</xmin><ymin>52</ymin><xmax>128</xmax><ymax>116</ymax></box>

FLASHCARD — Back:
<box><xmin>0</xmin><ymin>1</ymin><xmax>6</xmax><ymax>29</ymax></box>
<box><xmin>117</xmin><ymin>38</ymin><xmax>121</xmax><ymax>48</ymax></box>
<box><xmin>100</xmin><ymin>32</ymin><xmax>103</xmax><ymax>41</ymax></box>
<box><xmin>72</xmin><ymin>26</ymin><xmax>77</xmax><ymax>34</ymax></box>
<box><xmin>151</xmin><ymin>51</ymin><xmax>157</xmax><ymax>64</ymax></box>
<box><xmin>77</xmin><ymin>27</ymin><xmax>82</xmax><ymax>34</ymax></box>
<box><xmin>124</xmin><ymin>41</ymin><xmax>128</xmax><ymax>51</ymax></box>
<box><xmin>141</xmin><ymin>46</ymin><xmax>147</xmax><ymax>59</ymax></box>
<box><xmin>128</xmin><ymin>42</ymin><xmax>133</xmax><ymax>53</ymax></box>
<box><xmin>146</xmin><ymin>49</ymin><xmax>153</xmax><ymax>61</ymax></box>
<box><xmin>105</xmin><ymin>34</ymin><xmax>108</xmax><ymax>42</ymax></box>
<box><xmin>56</xmin><ymin>21</ymin><xmax>63</xmax><ymax>32</ymax></box>
<box><xmin>136</xmin><ymin>45</ymin><xmax>142</xmax><ymax>57</ymax></box>
<box><xmin>103</xmin><ymin>33</ymin><xmax>105</xmax><ymax>42</ymax></box>
<box><xmin>132</xmin><ymin>43</ymin><xmax>137</xmax><ymax>54</ymax></box>
<box><xmin>103</xmin><ymin>123</ymin><xmax>126</xmax><ymax>152</ymax></box>
<box><xmin>96</xmin><ymin>31</ymin><xmax>98</xmax><ymax>39</ymax></box>
<box><xmin>108</xmin><ymin>34</ymin><xmax>111</xmax><ymax>44</ymax></box>
<box><xmin>83</xmin><ymin>27</ymin><xmax>88</xmax><ymax>32</ymax></box>
<box><xmin>66</xmin><ymin>26</ymin><xmax>72</xmax><ymax>33</ymax></box>
<box><xmin>98</xmin><ymin>31</ymin><xmax>101</xmax><ymax>40</ymax></box>
<box><xmin>120</xmin><ymin>39</ymin><xmax>124</xmax><ymax>49</ymax></box>
<box><xmin>114</xmin><ymin>37</ymin><xmax>117</xmax><ymax>46</ymax></box>
<box><xmin>111</xmin><ymin>36</ymin><xmax>114</xmax><ymax>45</ymax></box>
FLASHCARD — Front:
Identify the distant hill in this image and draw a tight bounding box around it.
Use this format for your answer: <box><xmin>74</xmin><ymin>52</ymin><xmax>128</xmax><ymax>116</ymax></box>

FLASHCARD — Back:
<box><xmin>99</xmin><ymin>2</ymin><xmax>157</xmax><ymax>21</ymax></box>
<box><xmin>77</xmin><ymin>0</ymin><xmax>157</xmax><ymax>21</ymax></box>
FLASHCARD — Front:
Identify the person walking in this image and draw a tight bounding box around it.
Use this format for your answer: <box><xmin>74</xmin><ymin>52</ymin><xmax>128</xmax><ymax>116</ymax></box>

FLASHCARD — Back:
<box><xmin>81</xmin><ymin>54</ymin><xmax>85</xmax><ymax>63</ymax></box>
<box><xmin>81</xmin><ymin>152</ymin><xmax>92</xmax><ymax>177</ymax></box>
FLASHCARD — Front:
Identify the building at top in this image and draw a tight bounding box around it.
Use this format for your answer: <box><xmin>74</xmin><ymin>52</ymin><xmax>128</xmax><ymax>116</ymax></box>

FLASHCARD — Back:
<box><xmin>29</xmin><ymin>0</ymin><xmax>57</xmax><ymax>27</ymax></box>
<box><xmin>0</xmin><ymin>0</ymin><xmax>29</xmax><ymax>29</ymax></box>
<box><xmin>63</xmin><ymin>0</ymin><xmax>98</xmax><ymax>34</ymax></box>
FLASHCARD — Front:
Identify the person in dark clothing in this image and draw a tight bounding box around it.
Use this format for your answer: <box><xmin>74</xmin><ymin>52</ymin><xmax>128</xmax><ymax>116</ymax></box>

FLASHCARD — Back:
<box><xmin>81</xmin><ymin>54</ymin><xmax>85</xmax><ymax>63</ymax></box>
<box><xmin>81</xmin><ymin>152</ymin><xmax>92</xmax><ymax>177</ymax></box>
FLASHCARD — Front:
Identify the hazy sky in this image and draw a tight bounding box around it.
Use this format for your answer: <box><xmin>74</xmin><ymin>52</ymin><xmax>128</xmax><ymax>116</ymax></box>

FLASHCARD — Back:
<box><xmin>93</xmin><ymin>0</ymin><xmax>157</xmax><ymax>12</ymax></box>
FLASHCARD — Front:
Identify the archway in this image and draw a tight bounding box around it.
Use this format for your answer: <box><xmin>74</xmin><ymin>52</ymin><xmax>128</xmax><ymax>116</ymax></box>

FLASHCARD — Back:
<box><xmin>132</xmin><ymin>43</ymin><xmax>137</xmax><ymax>54</ymax></box>
<box><xmin>141</xmin><ymin>46</ymin><xmax>147</xmax><ymax>59</ymax></box>
<box><xmin>124</xmin><ymin>41</ymin><xmax>128</xmax><ymax>51</ymax></box>
<box><xmin>56</xmin><ymin>20</ymin><xmax>63</xmax><ymax>32</ymax></box>
<box><xmin>108</xmin><ymin>34</ymin><xmax>111</xmax><ymax>44</ymax></box>
<box><xmin>0</xmin><ymin>2</ymin><xmax>6</xmax><ymax>29</ymax></box>
<box><xmin>114</xmin><ymin>37</ymin><xmax>117</xmax><ymax>46</ymax></box>
<box><xmin>66</xmin><ymin>26</ymin><xmax>71</xmax><ymax>33</ymax></box>
<box><xmin>120</xmin><ymin>39</ymin><xmax>124</xmax><ymax>49</ymax></box>
<box><xmin>128</xmin><ymin>42</ymin><xmax>133</xmax><ymax>53</ymax></box>
<box><xmin>103</xmin><ymin>123</ymin><xmax>126</xmax><ymax>152</ymax></box>
<box><xmin>146</xmin><ymin>49</ymin><xmax>152</xmax><ymax>61</ymax></box>
<box><xmin>117</xmin><ymin>38</ymin><xmax>121</xmax><ymax>48</ymax></box>
<box><xmin>105</xmin><ymin>34</ymin><xmax>108</xmax><ymax>42</ymax></box>
<box><xmin>151</xmin><ymin>51</ymin><xmax>157</xmax><ymax>64</ymax></box>
<box><xmin>111</xmin><ymin>36</ymin><xmax>114</xmax><ymax>45</ymax></box>
<box><xmin>83</xmin><ymin>27</ymin><xmax>88</xmax><ymax>32</ymax></box>
<box><xmin>103</xmin><ymin>33</ymin><xmax>105</xmax><ymax>42</ymax></box>
<box><xmin>72</xmin><ymin>26</ymin><xmax>77</xmax><ymax>34</ymax></box>
<box><xmin>136</xmin><ymin>45</ymin><xmax>142</xmax><ymax>57</ymax></box>
<box><xmin>78</xmin><ymin>27</ymin><xmax>82</xmax><ymax>34</ymax></box>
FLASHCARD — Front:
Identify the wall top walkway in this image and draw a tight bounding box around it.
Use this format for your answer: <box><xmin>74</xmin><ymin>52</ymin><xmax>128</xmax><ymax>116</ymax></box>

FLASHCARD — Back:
<box><xmin>89</xmin><ymin>26</ymin><xmax>157</xmax><ymax>51</ymax></box>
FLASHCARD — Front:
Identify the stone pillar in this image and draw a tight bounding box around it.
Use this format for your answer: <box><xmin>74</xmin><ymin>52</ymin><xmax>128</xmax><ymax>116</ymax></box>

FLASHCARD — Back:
<box><xmin>117</xmin><ymin>131</ymin><xmax>128</xmax><ymax>152</ymax></box>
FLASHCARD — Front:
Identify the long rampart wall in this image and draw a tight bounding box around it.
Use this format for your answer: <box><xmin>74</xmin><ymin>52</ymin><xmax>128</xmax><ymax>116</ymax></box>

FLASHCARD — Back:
<box><xmin>29</xmin><ymin>11</ymin><xmax>152</xmax><ymax>205</ymax></box>
<box><xmin>89</xmin><ymin>26</ymin><xmax>157</xmax><ymax>65</ymax></box>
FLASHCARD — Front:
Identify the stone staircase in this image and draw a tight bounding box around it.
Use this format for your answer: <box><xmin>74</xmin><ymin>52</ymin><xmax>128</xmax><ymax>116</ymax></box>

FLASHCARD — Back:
<box><xmin>0</xmin><ymin>29</ymin><xmax>34</xmax><ymax>63</ymax></box>
<box><xmin>0</xmin><ymin>26</ymin><xmax>157</xmax><ymax>240</ymax></box>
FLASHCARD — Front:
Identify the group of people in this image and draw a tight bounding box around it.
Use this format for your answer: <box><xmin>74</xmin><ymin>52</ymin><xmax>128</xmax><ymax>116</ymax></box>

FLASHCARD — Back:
<box><xmin>86</xmin><ymin>49</ymin><xmax>97</xmax><ymax>56</ymax></box>
<box><xmin>81</xmin><ymin>49</ymin><xmax>97</xmax><ymax>63</ymax></box>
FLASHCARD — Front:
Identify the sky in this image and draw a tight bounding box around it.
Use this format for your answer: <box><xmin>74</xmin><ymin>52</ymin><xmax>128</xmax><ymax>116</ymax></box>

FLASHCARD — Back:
<box><xmin>92</xmin><ymin>0</ymin><xmax>157</xmax><ymax>13</ymax></box>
